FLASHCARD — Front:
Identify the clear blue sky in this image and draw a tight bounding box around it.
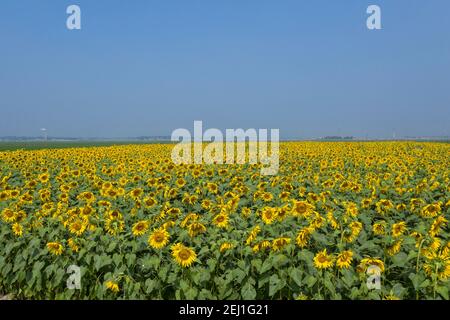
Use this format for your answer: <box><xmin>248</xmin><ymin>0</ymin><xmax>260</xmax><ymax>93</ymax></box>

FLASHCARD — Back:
<box><xmin>1</xmin><ymin>0</ymin><xmax>449</xmax><ymax>138</ymax></box>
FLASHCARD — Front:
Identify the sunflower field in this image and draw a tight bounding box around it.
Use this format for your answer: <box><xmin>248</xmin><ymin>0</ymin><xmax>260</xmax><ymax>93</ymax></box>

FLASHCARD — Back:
<box><xmin>0</xmin><ymin>142</ymin><xmax>449</xmax><ymax>300</ymax></box>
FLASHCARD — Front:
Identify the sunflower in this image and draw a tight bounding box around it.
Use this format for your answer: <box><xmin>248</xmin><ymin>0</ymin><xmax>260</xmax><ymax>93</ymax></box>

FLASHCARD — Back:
<box><xmin>212</xmin><ymin>213</ymin><xmax>229</xmax><ymax>228</ymax></box>
<box><xmin>336</xmin><ymin>250</ymin><xmax>353</xmax><ymax>269</ymax></box>
<box><xmin>295</xmin><ymin>293</ymin><xmax>309</xmax><ymax>300</ymax></box>
<box><xmin>296</xmin><ymin>227</ymin><xmax>312</xmax><ymax>248</ymax></box>
<box><xmin>105</xmin><ymin>280</ymin><xmax>119</xmax><ymax>293</ymax></box>
<box><xmin>375</xmin><ymin>199</ymin><xmax>394</xmax><ymax>215</ymax></box>
<box><xmin>176</xmin><ymin>178</ymin><xmax>186</xmax><ymax>188</ymax></box>
<box><xmin>429</xmin><ymin>215</ymin><xmax>448</xmax><ymax>237</ymax></box>
<box><xmin>310</xmin><ymin>215</ymin><xmax>326</xmax><ymax>229</ymax></box>
<box><xmin>272</xmin><ymin>237</ymin><xmax>291</xmax><ymax>252</ymax></box>
<box><xmin>358</xmin><ymin>257</ymin><xmax>385</xmax><ymax>273</ymax></box>
<box><xmin>47</xmin><ymin>242</ymin><xmax>64</xmax><ymax>256</ymax></box>
<box><xmin>148</xmin><ymin>228</ymin><xmax>170</xmax><ymax>249</ymax></box>
<box><xmin>326</xmin><ymin>211</ymin><xmax>339</xmax><ymax>230</ymax></box>
<box><xmin>180</xmin><ymin>213</ymin><xmax>199</xmax><ymax>228</ymax></box>
<box><xmin>1</xmin><ymin>208</ymin><xmax>16</xmax><ymax>223</ymax></box>
<box><xmin>105</xmin><ymin>218</ymin><xmax>124</xmax><ymax>235</ymax></box>
<box><xmin>206</xmin><ymin>183</ymin><xmax>218</xmax><ymax>194</ymax></box>
<box><xmin>245</xmin><ymin>226</ymin><xmax>261</xmax><ymax>245</ymax></box>
<box><xmin>241</xmin><ymin>207</ymin><xmax>251</xmax><ymax>218</ymax></box>
<box><xmin>107</xmin><ymin>209</ymin><xmax>123</xmax><ymax>220</ymax></box>
<box><xmin>387</xmin><ymin>240</ymin><xmax>403</xmax><ymax>256</ymax></box>
<box><xmin>392</xmin><ymin>221</ymin><xmax>407</xmax><ymax>237</ymax></box>
<box><xmin>423</xmin><ymin>250</ymin><xmax>450</xmax><ymax>281</ymax></box>
<box><xmin>261</xmin><ymin>192</ymin><xmax>274</xmax><ymax>202</ymax></box>
<box><xmin>260</xmin><ymin>207</ymin><xmax>277</xmax><ymax>224</ymax></box>
<box><xmin>345</xmin><ymin>202</ymin><xmax>359</xmax><ymax>218</ymax></box>
<box><xmin>12</xmin><ymin>223</ymin><xmax>23</xmax><ymax>237</ymax></box>
<box><xmin>361</xmin><ymin>198</ymin><xmax>372</xmax><ymax>208</ymax></box>
<box><xmin>132</xmin><ymin>220</ymin><xmax>149</xmax><ymax>236</ymax></box>
<box><xmin>69</xmin><ymin>220</ymin><xmax>86</xmax><ymax>236</ymax></box>
<box><xmin>279</xmin><ymin>191</ymin><xmax>291</xmax><ymax>202</ymax></box>
<box><xmin>38</xmin><ymin>173</ymin><xmax>50</xmax><ymax>184</ymax></box>
<box><xmin>313</xmin><ymin>249</ymin><xmax>334</xmax><ymax>269</ymax></box>
<box><xmin>343</xmin><ymin>221</ymin><xmax>363</xmax><ymax>243</ymax></box>
<box><xmin>0</xmin><ymin>191</ymin><xmax>9</xmax><ymax>201</ymax></box>
<box><xmin>372</xmin><ymin>221</ymin><xmax>386</xmax><ymax>235</ymax></box>
<box><xmin>291</xmin><ymin>200</ymin><xmax>314</xmax><ymax>217</ymax></box>
<box><xmin>68</xmin><ymin>238</ymin><xmax>79</xmax><ymax>252</ymax></box>
<box><xmin>188</xmin><ymin>222</ymin><xmax>206</xmax><ymax>237</ymax></box>
<box><xmin>171</xmin><ymin>243</ymin><xmax>197</xmax><ymax>268</ymax></box>
<box><xmin>220</xmin><ymin>242</ymin><xmax>234</xmax><ymax>253</ymax></box>
<box><xmin>201</xmin><ymin>199</ymin><xmax>212</xmax><ymax>210</ymax></box>
<box><xmin>129</xmin><ymin>188</ymin><xmax>144</xmax><ymax>200</ymax></box>
<box><xmin>420</xmin><ymin>203</ymin><xmax>441</xmax><ymax>218</ymax></box>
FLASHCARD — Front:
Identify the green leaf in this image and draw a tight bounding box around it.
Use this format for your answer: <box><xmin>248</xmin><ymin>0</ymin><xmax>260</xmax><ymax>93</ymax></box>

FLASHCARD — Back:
<box><xmin>145</xmin><ymin>279</ymin><xmax>157</xmax><ymax>294</ymax></box>
<box><xmin>251</xmin><ymin>259</ymin><xmax>262</xmax><ymax>272</ymax></box>
<box><xmin>260</xmin><ymin>258</ymin><xmax>272</xmax><ymax>274</ymax></box>
<box><xmin>391</xmin><ymin>252</ymin><xmax>408</xmax><ymax>267</ymax></box>
<box><xmin>272</xmin><ymin>254</ymin><xmax>288</xmax><ymax>268</ymax></box>
<box><xmin>436</xmin><ymin>286</ymin><xmax>449</xmax><ymax>300</ymax></box>
<box><xmin>289</xmin><ymin>268</ymin><xmax>302</xmax><ymax>287</ymax></box>
<box><xmin>269</xmin><ymin>274</ymin><xmax>285</xmax><ymax>297</ymax></box>
<box><xmin>305</xmin><ymin>275</ymin><xmax>317</xmax><ymax>288</ymax></box>
<box><xmin>409</xmin><ymin>273</ymin><xmax>422</xmax><ymax>290</ymax></box>
<box><xmin>241</xmin><ymin>281</ymin><xmax>257</xmax><ymax>300</ymax></box>
<box><xmin>184</xmin><ymin>287</ymin><xmax>198</xmax><ymax>299</ymax></box>
<box><xmin>107</xmin><ymin>241</ymin><xmax>117</xmax><ymax>253</ymax></box>
<box><xmin>180</xmin><ymin>279</ymin><xmax>189</xmax><ymax>292</ymax></box>
<box><xmin>232</xmin><ymin>268</ymin><xmax>246</xmax><ymax>283</ymax></box>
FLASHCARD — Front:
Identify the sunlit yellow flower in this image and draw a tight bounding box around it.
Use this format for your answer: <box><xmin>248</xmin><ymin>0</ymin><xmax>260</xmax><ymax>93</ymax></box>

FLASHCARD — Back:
<box><xmin>246</xmin><ymin>226</ymin><xmax>261</xmax><ymax>245</ymax></box>
<box><xmin>291</xmin><ymin>200</ymin><xmax>314</xmax><ymax>217</ymax></box>
<box><xmin>105</xmin><ymin>218</ymin><xmax>124</xmax><ymax>235</ymax></box>
<box><xmin>372</xmin><ymin>221</ymin><xmax>386</xmax><ymax>235</ymax></box>
<box><xmin>272</xmin><ymin>237</ymin><xmax>291</xmax><ymax>251</ymax></box>
<box><xmin>12</xmin><ymin>223</ymin><xmax>23</xmax><ymax>237</ymax></box>
<box><xmin>387</xmin><ymin>240</ymin><xmax>403</xmax><ymax>256</ymax></box>
<box><xmin>429</xmin><ymin>215</ymin><xmax>447</xmax><ymax>237</ymax></box>
<box><xmin>220</xmin><ymin>242</ymin><xmax>234</xmax><ymax>253</ymax></box>
<box><xmin>171</xmin><ymin>243</ymin><xmax>197</xmax><ymax>268</ymax></box>
<box><xmin>420</xmin><ymin>203</ymin><xmax>441</xmax><ymax>218</ymax></box>
<box><xmin>336</xmin><ymin>250</ymin><xmax>353</xmax><ymax>269</ymax></box>
<box><xmin>69</xmin><ymin>220</ymin><xmax>87</xmax><ymax>236</ymax></box>
<box><xmin>260</xmin><ymin>207</ymin><xmax>277</xmax><ymax>224</ymax></box>
<box><xmin>296</xmin><ymin>227</ymin><xmax>312</xmax><ymax>248</ymax></box>
<box><xmin>105</xmin><ymin>280</ymin><xmax>119</xmax><ymax>293</ymax></box>
<box><xmin>358</xmin><ymin>257</ymin><xmax>385</xmax><ymax>273</ymax></box>
<box><xmin>143</xmin><ymin>197</ymin><xmax>157</xmax><ymax>208</ymax></box>
<box><xmin>188</xmin><ymin>222</ymin><xmax>207</xmax><ymax>237</ymax></box>
<box><xmin>132</xmin><ymin>220</ymin><xmax>149</xmax><ymax>236</ymax></box>
<box><xmin>47</xmin><ymin>242</ymin><xmax>64</xmax><ymax>256</ymax></box>
<box><xmin>392</xmin><ymin>221</ymin><xmax>407</xmax><ymax>238</ymax></box>
<box><xmin>212</xmin><ymin>213</ymin><xmax>229</xmax><ymax>228</ymax></box>
<box><xmin>148</xmin><ymin>228</ymin><xmax>170</xmax><ymax>249</ymax></box>
<box><xmin>68</xmin><ymin>238</ymin><xmax>79</xmax><ymax>252</ymax></box>
<box><xmin>313</xmin><ymin>249</ymin><xmax>334</xmax><ymax>269</ymax></box>
<box><xmin>2</xmin><ymin>208</ymin><xmax>16</xmax><ymax>223</ymax></box>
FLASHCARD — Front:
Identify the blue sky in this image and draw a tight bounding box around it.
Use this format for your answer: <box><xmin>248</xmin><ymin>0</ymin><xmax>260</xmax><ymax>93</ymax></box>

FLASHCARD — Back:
<box><xmin>1</xmin><ymin>0</ymin><xmax>449</xmax><ymax>139</ymax></box>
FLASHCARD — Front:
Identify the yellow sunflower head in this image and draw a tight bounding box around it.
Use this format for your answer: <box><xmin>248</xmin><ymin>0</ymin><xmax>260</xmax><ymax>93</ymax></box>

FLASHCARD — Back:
<box><xmin>132</xmin><ymin>220</ymin><xmax>149</xmax><ymax>236</ymax></box>
<box><xmin>171</xmin><ymin>243</ymin><xmax>197</xmax><ymax>268</ymax></box>
<box><xmin>148</xmin><ymin>228</ymin><xmax>170</xmax><ymax>249</ymax></box>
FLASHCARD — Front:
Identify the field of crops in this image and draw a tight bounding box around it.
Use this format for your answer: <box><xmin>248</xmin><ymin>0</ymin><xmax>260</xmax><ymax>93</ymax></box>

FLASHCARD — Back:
<box><xmin>0</xmin><ymin>142</ymin><xmax>449</xmax><ymax>300</ymax></box>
